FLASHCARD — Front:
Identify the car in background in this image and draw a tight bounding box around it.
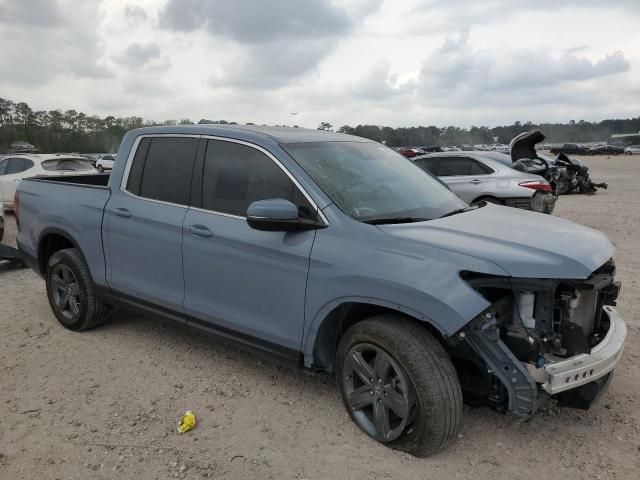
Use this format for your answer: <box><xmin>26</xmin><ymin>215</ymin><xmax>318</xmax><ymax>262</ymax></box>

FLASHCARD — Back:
<box><xmin>550</xmin><ymin>143</ymin><xmax>588</xmax><ymax>156</ymax></box>
<box><xmin>0</xmin><ymin>154</ymin><xmax>97</xmax><ymax>209</ymax></box>
<box><xmin>0</xmin><ymin>204</ymin><xmax>4</xmax><ymax>242</ymax></box>
<box><xmin>418</xmin><ymin>145</ymin><xmax>442</xmax><ymax>152</ymax></box>
<box><xmin>95</xmin><ymin>153</ymin><xmax>116</xmax><ymax>172</ymax></box>
<box><xmin>399</xmin><ymin>148</ymin><xmax>425</xmax><ymax>158</ymax></box>
<box><xmin>412</xmin><ymin>151</ymin><xmax>556</xmax><ymax>213</ymax></box>
<box><xmin>624</xmin><ymin>145</ymin><xmax>640</xmax><ymax>155</ymax></box>
<box><xmin>587</xmin><ymin>145</ymin><xmax>624</xmax><ymax>156</ymax></box>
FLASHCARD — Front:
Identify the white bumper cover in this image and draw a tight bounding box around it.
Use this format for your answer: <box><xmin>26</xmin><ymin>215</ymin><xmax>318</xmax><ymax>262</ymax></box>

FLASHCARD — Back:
<box><xmin>528</xmin><ymin>306</ymin><xmax>626</xmax><ymax>395</ymax></box>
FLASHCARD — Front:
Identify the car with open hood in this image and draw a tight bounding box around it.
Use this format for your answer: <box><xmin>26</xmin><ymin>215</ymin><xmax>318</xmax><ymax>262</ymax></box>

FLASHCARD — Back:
<box><xmin>510</xmin><ymin>130</ymin><xmax>608</xmax><ymax>195</ymax></box>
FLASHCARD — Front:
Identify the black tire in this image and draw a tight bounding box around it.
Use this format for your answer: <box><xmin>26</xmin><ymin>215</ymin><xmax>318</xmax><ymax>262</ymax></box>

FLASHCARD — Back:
<box><xmin>0</xmin><ymin>218</ymin><xmax>4</xmax><ymax>243</ymax></box>
<box><xmin>336</xmin><ymin>316</ymin><xmax>462</xmax><ymax>457</ymax></box>
<box><xmin>97</xmin><ymin>165</ymin><xmax>104</xmax><ymax>173</ymax></box>
<box><xmin>45</xmin><ymin>248</ymin><xmax>109</xmax><ymax>331</ymax></box>
<box><xmin>471</xmin><ymin>196</ymin><xmax>502</xmax><ymax>206</ymax></box>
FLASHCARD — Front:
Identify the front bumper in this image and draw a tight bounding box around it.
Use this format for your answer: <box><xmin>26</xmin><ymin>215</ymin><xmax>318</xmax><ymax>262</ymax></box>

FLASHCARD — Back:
<box><xmin>528</xmin><ymin>306</ymin><xmax>626</xmax><ymax>395</ymax></box>
<box><xmin>530</xmin><ymin>192</ymin><xmax>557</xmax><ymax>214</ymax></box>
<box><xmin>504</xmin><ymin>192</ymin><xmax>557</xmax><ymax>214</ymax></box>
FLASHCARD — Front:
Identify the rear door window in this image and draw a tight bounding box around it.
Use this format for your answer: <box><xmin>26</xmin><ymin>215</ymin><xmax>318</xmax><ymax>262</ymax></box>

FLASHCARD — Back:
<box><xmin>6</xmin><ymin>158</ymin><xmax>34</xmax><ymax>175</ymax></box>
<box><xmin>469</xmin><ymin>160</ymin><xmax>492</xmax><ymax>175</ymax></box>
<box><xmin>201</xmin><ymin>139</ymin><xmax>316</xmax><ymax>219</ymax></box>
<box><xmin>125</xmin><ymin>137</ymin><xmax>198</xmax><ymax>206</ymax></box>
<box><xmin>414</xmin><ymin>157</ymin><xmax>439</xmax><ymax>174</ymax></box>
<box><xmin>435</xmin><ymin>157</ymin><xmax>473</xmax><ymax>176</ymax></box>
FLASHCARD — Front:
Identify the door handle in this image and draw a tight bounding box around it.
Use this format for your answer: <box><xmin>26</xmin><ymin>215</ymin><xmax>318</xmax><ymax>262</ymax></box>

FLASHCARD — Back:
<box><xmin>113</xmin><ymin>207</ymin><xmax>132</xmax><ymax>218</ymax></box>
<box><xmin>470</xmin><ymin>179</ymin><xmax>484</xmax><ymax>184</ymax></box>
<box><xmin>187</xmin><ymin>224</ymin><xmax>213</xmax><ymax>237</ymax></box>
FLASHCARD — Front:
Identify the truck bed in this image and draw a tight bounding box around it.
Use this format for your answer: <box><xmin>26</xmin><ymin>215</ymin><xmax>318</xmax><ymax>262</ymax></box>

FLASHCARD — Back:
<box><xmin>17</xmin><ymin>174</ymin><xmax>112</xmax><ymax>284</ymax></box>
<box><xmin>28</xmin><ymin>173</ymin><xmax>111</xmax><ymax>188</ymax></box>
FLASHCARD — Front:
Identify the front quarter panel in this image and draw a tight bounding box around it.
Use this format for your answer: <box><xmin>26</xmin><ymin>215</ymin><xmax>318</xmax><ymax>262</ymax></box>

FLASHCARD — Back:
<box><xmin>301</xmin><ymin>208</ymin><xmax>509</xmax><ymax>367</ymax></box>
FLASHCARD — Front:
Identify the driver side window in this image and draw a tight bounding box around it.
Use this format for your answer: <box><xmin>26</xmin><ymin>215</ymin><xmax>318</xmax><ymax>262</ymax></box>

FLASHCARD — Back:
<box><xmin>201</xmin><ymin>140</ymin><xmax>317</xmax><ymax>220</ymax></box>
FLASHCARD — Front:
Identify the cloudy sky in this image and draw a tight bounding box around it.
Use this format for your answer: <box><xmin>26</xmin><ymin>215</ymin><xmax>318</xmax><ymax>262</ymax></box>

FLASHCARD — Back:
<box><xmin>0</xmin><ymin>0</ymin><xmax>639</xmax><ymax>128</ymax></box>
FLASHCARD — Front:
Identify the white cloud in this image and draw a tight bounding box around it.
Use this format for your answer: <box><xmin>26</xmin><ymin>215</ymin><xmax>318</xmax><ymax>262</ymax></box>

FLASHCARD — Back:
<box><xmin>113</xmin><ymin>42</ymin><xmax>162</xmax><ymax>67</ymax></box>
<box><xmin>414</xmin><ymin>32</ymin><xmax>630</xmax><ymax>103</ymax></box>
<box><xmin>0</xmin><ymin>0</ymin><xmax>638</xmax><ymax>128</ymax></box>
<box><xmin>0</xmin><ymin>0</ymin><xmax>111</xmax><ymax>86</ymax></box>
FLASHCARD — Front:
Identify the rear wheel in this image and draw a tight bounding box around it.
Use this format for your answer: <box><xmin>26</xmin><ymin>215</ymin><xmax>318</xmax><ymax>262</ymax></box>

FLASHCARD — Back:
<box><xmin>336</xmin><ymin>316</ymin><xmax>462</xmax><ymax>457</ymax></box>
<box><xmin>471</xmin><ymin>196</ymin><xmax>502</xmax><ymax>206</ymax></box>
<box><xmin>45</xmin><ymin>248</ymin><xmax>109</xmax><ymax>331</ymax></box>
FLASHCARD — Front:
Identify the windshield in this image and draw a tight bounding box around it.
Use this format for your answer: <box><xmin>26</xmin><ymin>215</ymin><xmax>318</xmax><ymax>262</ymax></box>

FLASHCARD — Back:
<box><xmin>284</xmin><ymin>141</ymin><xmax>466</xmax><ymax>223</ymax></box>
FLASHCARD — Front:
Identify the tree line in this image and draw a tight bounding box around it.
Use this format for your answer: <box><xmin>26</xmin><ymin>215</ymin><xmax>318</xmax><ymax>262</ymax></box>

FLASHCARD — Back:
<box><xmin>335</xmin><ymin>118</ymin><xmax>640</xmax><ymax>147</ymax></box>
<box><xmin>1</xmin><ymin>97</ymin><xmax>638</xmax><ymax>153</ymax></box>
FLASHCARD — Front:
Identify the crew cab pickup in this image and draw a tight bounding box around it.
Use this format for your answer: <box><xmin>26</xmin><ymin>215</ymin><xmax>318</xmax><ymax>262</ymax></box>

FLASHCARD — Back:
<box><xmin>16</xmin><ymin>126</ymin><xmax>626</xmax><ymax>457</ymax></box>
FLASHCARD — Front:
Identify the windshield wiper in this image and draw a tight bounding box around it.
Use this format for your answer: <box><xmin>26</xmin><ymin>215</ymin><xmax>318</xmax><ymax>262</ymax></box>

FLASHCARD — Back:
<box><xmin>438</xmin><ymin>206</ymin><xmax>478</xmax><ymax>219</ymax></box>
<box><xmin>362</xmin><ymin>217</ymin><xmax>430</xmax><ymax>225</ymax></box>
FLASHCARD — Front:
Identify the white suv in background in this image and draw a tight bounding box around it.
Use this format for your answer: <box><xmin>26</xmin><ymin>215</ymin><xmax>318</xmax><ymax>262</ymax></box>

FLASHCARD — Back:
<box><xmin>0</xmin><ymin>154</ymin><xmax>97</xmax><ymax>209</ymax></box>
<box><xmin>95</xmin><ymin>154</ymin><xmax>116</xmax><ymax>172</ymax></box>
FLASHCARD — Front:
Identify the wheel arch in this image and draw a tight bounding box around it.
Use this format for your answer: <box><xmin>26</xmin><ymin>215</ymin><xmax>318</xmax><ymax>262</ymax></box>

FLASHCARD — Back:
<box><xmin>304</xmin><ymin>298</ymin><xmax>447</xmax><ymax>373</ymax></box>
<box><xmin>470</xmin><ymin>195</ymin><xmax>504</xmax><ymax>205</ymax></box>
<box><xmin>37</xmin><ymin>228</ymin><xmax>84</xmax><ymax>275</ymax></box>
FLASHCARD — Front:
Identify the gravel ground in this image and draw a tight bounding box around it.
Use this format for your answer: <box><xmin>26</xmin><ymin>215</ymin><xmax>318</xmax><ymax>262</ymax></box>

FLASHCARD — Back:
<box><xmin>1</xmin><ymin>154</ymin><xmax>639</xmax><ymax>479</ymax></box>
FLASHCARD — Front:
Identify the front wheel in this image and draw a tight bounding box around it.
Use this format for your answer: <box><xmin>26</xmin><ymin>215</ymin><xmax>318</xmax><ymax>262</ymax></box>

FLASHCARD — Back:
<box><xmin>336</xmin><ymin>316</ymin><xmax>462</xmax><ymax>457</ymax></box>
<box><xmin>97</xmin><ymin>165</ymin><xmax>104</xmax><ymax>172</ymax></box>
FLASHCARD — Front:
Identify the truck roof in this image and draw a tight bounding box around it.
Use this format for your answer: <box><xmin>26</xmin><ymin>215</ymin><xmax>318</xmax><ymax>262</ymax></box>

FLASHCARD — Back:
<box><xmin>127</xmin><ymin>125</ymin><xmax>369</xmax><ymax>144</ymax></box>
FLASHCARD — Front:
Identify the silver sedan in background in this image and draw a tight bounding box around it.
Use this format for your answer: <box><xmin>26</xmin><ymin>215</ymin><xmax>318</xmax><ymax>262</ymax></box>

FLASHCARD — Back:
<box><xmin>624</xmin><ymin>145</ymin><xmax>640</xmax><ymax>155</ymax></box>
<box><xmin>412</xmin><ymin>151</ymin><xmax>557</xmax><ymax>213</ymax></box>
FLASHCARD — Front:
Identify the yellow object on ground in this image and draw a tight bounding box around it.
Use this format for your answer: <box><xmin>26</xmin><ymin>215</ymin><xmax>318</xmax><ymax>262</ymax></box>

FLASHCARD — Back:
<box><xmin>178</xmin><ymin>411</ymin><xmax>196</xmax><ymax>433</ymax></box>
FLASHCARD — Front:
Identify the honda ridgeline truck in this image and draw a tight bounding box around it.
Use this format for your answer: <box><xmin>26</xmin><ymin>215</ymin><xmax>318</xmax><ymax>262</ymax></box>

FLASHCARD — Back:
<box><xmin>16</xmin><ymin>126</ymin><xmax>626</xmax><ymax>457</ymax></box>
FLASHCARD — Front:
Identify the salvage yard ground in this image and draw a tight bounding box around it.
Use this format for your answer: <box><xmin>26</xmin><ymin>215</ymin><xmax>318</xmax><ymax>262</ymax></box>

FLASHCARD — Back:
<box><xmin>0</xmin><ymin>154</ymin><xmax>639</xmax><ymax>479</ymax></box>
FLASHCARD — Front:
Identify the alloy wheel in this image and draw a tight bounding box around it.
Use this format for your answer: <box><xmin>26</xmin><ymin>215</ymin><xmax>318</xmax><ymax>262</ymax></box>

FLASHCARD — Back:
<box><xmin>50</xmin><ymin>264</ymin><xmax>82</xmax><ymax>320</ymax></box>
<box><xmin>342</xmin><ymin>343</ymin><xmax>417</xmax><ymax>442</ymax></box>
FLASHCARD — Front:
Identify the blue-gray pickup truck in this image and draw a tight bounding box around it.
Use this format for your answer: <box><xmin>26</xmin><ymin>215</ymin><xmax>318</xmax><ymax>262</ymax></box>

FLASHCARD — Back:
<box><xmin>16</xmin><ymin>125</ymin><xmax>626</xmax><ymax>456</ymax></box>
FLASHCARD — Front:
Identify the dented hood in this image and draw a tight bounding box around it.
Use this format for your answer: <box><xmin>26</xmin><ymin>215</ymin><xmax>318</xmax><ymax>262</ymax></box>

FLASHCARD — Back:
<box><xmin>510</xmin><ymin>129</ymin><xmax>545</xmax><ymax>163</ymax></box>
<box><xmin>379</xmin><ymin>204</ymin><xmax>614</xmax><ymax>279</ymax></box>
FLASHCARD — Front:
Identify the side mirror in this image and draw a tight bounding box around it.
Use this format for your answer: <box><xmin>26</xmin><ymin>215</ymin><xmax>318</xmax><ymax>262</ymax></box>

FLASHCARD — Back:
<box><xmin>246</xmin><ymin>198</ymin><xmax>324</xmax><ymax>232</ymax></box>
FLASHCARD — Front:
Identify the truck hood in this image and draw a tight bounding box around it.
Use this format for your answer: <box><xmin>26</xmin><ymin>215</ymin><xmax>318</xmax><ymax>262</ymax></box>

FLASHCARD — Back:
<box><xmin>378</xmin><ymin>204</ymin><xmax>614</xmax><ymax>279</ymax></box>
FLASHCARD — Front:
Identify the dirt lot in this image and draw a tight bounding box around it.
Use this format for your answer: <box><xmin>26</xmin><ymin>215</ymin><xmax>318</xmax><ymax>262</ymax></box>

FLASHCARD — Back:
<box><xmin>1</xmin><ymin>154</ymin><xmax>639</xmax><ymax>480</ymax></box>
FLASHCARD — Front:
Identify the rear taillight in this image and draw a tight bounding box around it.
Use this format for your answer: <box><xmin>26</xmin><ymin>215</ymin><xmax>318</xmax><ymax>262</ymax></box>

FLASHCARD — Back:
<box><xmin>519</xmin><ymin>180</ymin><xmax>553</xmax><ymax>192</ymax></box>
<box><xmin>14</xmin><ymin>191</ymin><xmax>20</xmax><ymax>227</ymax></box>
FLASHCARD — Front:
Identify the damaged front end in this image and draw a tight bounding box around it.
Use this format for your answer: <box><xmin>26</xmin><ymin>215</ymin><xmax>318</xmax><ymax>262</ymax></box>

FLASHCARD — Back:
<box><xmin>450</xmin><ymin>260</ymin><xmax>625</xmax><ymax>416</ymax></box>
